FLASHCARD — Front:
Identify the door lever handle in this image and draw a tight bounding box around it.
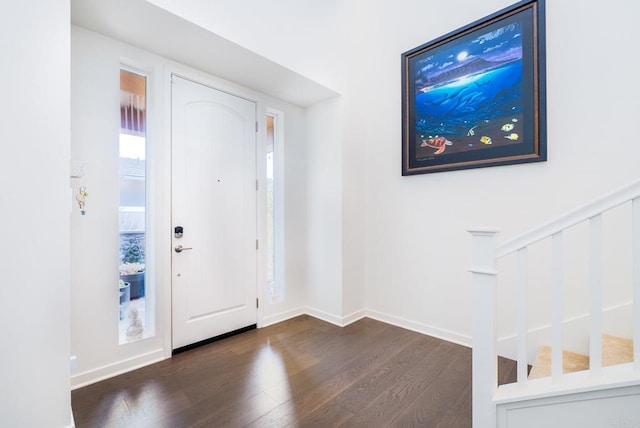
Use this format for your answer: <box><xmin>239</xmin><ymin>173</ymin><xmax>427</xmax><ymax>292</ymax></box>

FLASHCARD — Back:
<box><xmin>174</xmin><ymin>245</ymin><xmax>193</xmax><ymax>253</ymax></box>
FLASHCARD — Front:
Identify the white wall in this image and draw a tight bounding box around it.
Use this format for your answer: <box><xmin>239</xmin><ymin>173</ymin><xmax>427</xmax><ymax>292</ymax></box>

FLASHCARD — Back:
<box><xmin>70</xmin><ymin>27</ymin><xmax>167</xmax><ymax>387</ymax></box>
<box><xmin>305</xmin><ymin>98</ymin><xmax>344</xmax><ymax>321</ymax></box>
<box><xmin>359</xmin><ymin>0</ymin><xmax>640</xmax><ymax>344</ymax></box>
<box><xmin>148</xmin><ymin>0</ymin><xmax>640</xmax><ymax>342</ymax></box>
<box><xmin>71</xmin><ymin>26</ymin><xmax>311</xmax><ymax>384</ymax></box>
<box><xmin>0</xmin><ymin>1</ymin><xmax>71</xmax><ymax>426</ymax></box>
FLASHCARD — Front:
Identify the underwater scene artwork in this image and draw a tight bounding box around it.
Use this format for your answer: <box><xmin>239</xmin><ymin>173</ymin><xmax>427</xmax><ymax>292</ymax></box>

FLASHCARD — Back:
<box><xmin>402</xmin><ymin>0</ymin><xmax>546</xmax><ymax>175</ymax></box>
<box><xmin>414</xmin><ymin>21</ymin><xmax>523</xmax><ymax>159</ymax></box>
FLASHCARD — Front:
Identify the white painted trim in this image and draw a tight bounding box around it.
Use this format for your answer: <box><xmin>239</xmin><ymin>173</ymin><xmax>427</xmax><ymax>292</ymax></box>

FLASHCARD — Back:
<box><xmin>495</xmin><ymin>365</ymin><xmax>640</xmax><ymax>405</ymax></box>
<box><xmin>261</xmin><ymin>307</ymin><xmax>306</xmax><ymax>328</ymax></box>
<box><xmin>497</xmin><ymin>179</ymin><xmax>640</xmax><ymax>257</ymax></box>
<box><xmin>255</xmin><ymin>101</ymin><xmax>267</xmax><ymax>330</ymax></box>
<box><xmin>304</xmin><ymin>306</ymin><xmax>345</xmax><ymax>327</ymax></box>
<box><xmin>468</xmin><ymin>227</ymin><xmax>502</xmax><ymax>235</ymax></box>
<box><xmin>633</xmin><ymin>197</ymin><xmax>640</xmax><ymax>371</ymax></box>
<box><xmin>497</xmin><ymin>382</ymin><xmax>640</xmax><ymax>428</ymax></box>
<box><xmin>170</xmin><ymin>72</ymin><xmax>261</xmax><ymax>106</ymax></box>
<box><xmin>71</xmin><ymin>349</ymin><xmax>165</xmax><ymax>389</ymax></box>
<box><xmin>265</xmin><ymin>107</ymin><xmax>286</xmax><ymax>326</ymax></box>
<box><xmin>497</xmin><ymin>301</ymin><xmax>634</xmax><ymax>363</ymax></box>
<box><xmin>161</xmin><ymin>63</ymin><xmax>174</xmax><ymax>360</ymax></box>
<box><xmin>551</xmin><ymin>232</ymin><xmax>564</xmax><ymax>381</ymax></box>
<box><xmin>265</xmin><ymin>307</ymin><xmax>450</xmax><ymax>334</ymax></box>
<box><xmin>365</xmin><ymin>309</ymin><xmax>472</xmax><ymax>348</ymax></box>
<box><xmin>589</xmin><ymin>215</ymin><xmax>603</xmax><ymax>375</ymax></box>
<box><xmin>343</xmin><ymin>309</ymin><xmax>367</xmax><ymax>326</ymax></box>
<box><xmin>264</xmin><ymin>307</ymin><xmax>361</xmax><ymax>329</ymax></box>
<box><xmin>468</xmin><ymin>267</ymin><xmax>499</xmax><ymax>275</ymax></box>
<box><xmin>469</xmin><ymin>228</ymin><xmax>500</xmax><ymax>428</ymax></box>
<box><xmin>516</xmin><ymin>248</ymin><xmax>528</xmax><ymax>385</ymax></box>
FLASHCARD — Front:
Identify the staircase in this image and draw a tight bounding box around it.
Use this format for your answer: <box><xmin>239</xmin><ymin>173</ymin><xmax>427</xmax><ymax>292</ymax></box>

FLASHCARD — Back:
<box><xmin>528</xmin><ymin>335</ymin><xmax>633</xmax><ymax>379</ymax></box>
<box><xmin>469</xmin><ymin>179</ymin><xmax>640</xmax><ymax>427</ymax></box>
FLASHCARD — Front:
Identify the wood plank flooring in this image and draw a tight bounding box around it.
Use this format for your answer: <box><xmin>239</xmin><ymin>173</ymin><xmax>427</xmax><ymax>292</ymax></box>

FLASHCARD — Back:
<box><xmin>72</xmin><ymin>316</ymin><xmax>516</xmax><ymax>427</ymax></box>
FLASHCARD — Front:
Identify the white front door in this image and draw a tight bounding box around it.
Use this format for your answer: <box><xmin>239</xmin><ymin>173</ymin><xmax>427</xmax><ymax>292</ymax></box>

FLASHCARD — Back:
<box><xmin>171</xmin><ymin>75</ymin><xmax>257</xmax><ymax>350</ymax></box>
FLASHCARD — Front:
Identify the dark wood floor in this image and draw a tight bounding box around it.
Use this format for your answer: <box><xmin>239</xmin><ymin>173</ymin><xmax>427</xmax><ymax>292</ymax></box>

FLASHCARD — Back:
<box><xmin>72</xmin><ymin>316</ymin><xmax>516</xmax><ymax>427</ymax></box>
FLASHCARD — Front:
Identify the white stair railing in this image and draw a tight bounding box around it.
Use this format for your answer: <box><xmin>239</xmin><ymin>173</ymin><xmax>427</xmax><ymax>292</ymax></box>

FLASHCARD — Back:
<box><xmin>470</xmin><ymin>179</ymin><xmax>640</xmax><ymax>427</ymax></box>
<box><xmin>589</xmin><ymin>214</ymin><xmax>603</xmax><ymax>376</ymax></box>
<box><xmin>469</xmin><ymin>228</ymin><xmax>500</xmax><ymax>427</ymax></box>
<box><xmin>634</xmin><ymin>197</ymin><xmax>640</xmax><ymax>371</ymax></box>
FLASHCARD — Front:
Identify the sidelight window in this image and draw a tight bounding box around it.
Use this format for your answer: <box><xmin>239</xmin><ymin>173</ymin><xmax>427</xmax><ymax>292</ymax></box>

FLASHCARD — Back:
<box><xmin>119</xmin><ymin>69</ymin><xmax>150</xmax><ymax>343</ymax></box>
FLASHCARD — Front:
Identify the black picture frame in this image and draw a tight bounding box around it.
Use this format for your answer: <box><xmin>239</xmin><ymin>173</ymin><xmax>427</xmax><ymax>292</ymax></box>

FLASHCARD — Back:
<box><xmin>401</xmin><ymin>0</ymin><xmax>546</xmax><ymax>175</ymax></box>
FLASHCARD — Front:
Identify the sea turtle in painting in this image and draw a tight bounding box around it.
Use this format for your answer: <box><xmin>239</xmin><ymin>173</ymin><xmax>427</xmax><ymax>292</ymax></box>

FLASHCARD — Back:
<box><xmin>420</xmin><ymin>136</ymin><xmax>453</xmax><ymax>155</ymax></box>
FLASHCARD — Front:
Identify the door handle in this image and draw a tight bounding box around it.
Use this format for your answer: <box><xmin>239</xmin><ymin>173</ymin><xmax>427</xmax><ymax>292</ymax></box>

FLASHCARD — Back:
<box><xmin>174</xmin><ymin>245</ymin><xmax>193</xmax><ymax>253</ymax></box>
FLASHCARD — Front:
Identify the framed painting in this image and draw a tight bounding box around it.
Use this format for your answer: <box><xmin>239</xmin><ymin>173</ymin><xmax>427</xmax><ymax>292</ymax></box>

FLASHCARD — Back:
<box><xmin>401</xmin><ymin>0</ymin><xmax>546</xmax><ymax>175</ymax></box>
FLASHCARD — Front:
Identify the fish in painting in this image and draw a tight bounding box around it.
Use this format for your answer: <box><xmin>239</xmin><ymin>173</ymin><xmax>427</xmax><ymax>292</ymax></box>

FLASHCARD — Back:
<box><xmin>480</xmin><ymin>136</ymin><xmax>492</xmax><ymax>145</ymax></box>
<box><xmin>501</xmin><ymin>123</ymin><xmax>514</xmax><ymax>132</ymax></box>
<box><xmin>504</xmin><ymin>133</ymin><xmax>519</xmax><ymax>141</ymax></box>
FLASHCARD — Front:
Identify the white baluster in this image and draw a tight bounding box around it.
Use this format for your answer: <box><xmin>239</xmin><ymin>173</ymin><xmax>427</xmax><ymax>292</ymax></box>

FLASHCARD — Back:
<box><xmin>551</xmin><ymin>232</ymin><xmax>563</xmax><ymax>381</ymax></box>
<box><xmin>589</xmin><ymin>215</ymin><xmax>603</xmax><ymax>375</ymax></box>
<box><xmin>633</xmin><ymin>197</ymin><xmax>640</xmax><ymax>371</ymax></box>
<box><xmin>469</xmin><ymin>228</ymin><xmax>500</xmax><ymax>428</ymax></box>
<box><xmin>517</xmin><ymin>247</ymin><xmax>528</xmax><ymax>385</ymax></box>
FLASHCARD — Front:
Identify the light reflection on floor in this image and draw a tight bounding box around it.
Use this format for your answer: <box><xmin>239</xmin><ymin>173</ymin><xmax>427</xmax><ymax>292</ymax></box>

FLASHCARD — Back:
<box><xmin>248</xmin><ymin>339</ymin><xmax>298</xmax><ymax>423</ymax></box>
<box><xmin>251</xmin><ymin>343</ymin><xmax>291</xmax><ymax>394</ymax></box>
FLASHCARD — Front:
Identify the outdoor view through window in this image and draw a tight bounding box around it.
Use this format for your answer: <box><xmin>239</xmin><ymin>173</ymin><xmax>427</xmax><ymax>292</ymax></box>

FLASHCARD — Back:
<box><xmin>119</xmin><ymin>69</ymin><xmax>150</xmax><ymax>343</ymax></box>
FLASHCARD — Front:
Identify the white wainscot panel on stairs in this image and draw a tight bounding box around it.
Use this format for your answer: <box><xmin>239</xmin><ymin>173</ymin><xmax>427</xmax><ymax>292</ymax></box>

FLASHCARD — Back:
<box><xmin>497</xmin><ymin>385</ymin><xmax>640</xmax><ymax>428</ymax></box>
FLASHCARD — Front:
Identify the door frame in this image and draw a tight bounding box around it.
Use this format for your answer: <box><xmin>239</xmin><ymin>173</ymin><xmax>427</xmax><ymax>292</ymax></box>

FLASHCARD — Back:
<box><xmin>161</xmin><ymin>66</ymin><xmax>268</xmax><ymax>358</ymax></box>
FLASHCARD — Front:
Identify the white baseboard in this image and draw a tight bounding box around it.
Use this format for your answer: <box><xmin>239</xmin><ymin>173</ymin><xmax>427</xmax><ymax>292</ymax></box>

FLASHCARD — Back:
<box><xmin>303</xmin><ymin>306</ymin><xmax>345</xmax><ymax>326</ymax></box>
<box><xmin>264</xmin><ymin>306</ymin><xmax>469</xmax><ymax>345</ymax></box>
<box><xmin>365</xmin><ymin>309</ymin><xmax>472</xmax><ymax>348</ymax></box>
<box><xmin>71</xmin><ymin>349</ymin><xmax>165</xmax><ymax>390</ymax></box>
<box><xmin>262</xmin><ymin>306</ymin><xmax>365</xmax><ymax>328</ymax></box>
<box><xmin>261</xmin><ymin>307</ymin><xmax>306</xmax><ymax>327</ymax></box>
<box><xmin>342</xmin><ymin>309</ymin><xmax>367</xmax><ymax>326</ymax></box>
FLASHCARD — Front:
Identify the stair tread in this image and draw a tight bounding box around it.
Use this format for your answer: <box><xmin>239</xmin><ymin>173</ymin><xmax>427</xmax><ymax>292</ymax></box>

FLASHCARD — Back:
<box><xmin>528</xmin><ymin>345</ymin><xmax>590</xmax><ymax>379</ymax></box>
<box><xmin>528</xmin><ymin>334</ymin><xmax>633</xmax><ymax>380</ymax></box>
<box><xmin>602</xmin><ymin>334</ymin><xmax>633</xmax><ymax>367</ymax></box>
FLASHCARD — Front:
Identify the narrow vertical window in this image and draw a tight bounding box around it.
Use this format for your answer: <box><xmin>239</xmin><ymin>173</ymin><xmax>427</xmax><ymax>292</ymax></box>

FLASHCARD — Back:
<box><xmin>266</xmin><ymin>114</ymin><xmax>283</xmax><ymax>303</ymax></box>
<box><xmin>266</xmin><ymin>115</ymin><xmax>276</xmax><ymax>302</ymax></box>
<box><xmin>119</xmin><ymin>69</ymin><xmax>148</xmax><ymax>343</ymax></box>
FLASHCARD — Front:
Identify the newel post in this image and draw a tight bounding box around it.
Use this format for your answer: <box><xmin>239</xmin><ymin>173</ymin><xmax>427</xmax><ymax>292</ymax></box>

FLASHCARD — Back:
<box><xmin>468</xmin><ymin>228</ymin><xmax>500</xmax><ymax>428</ymax></box>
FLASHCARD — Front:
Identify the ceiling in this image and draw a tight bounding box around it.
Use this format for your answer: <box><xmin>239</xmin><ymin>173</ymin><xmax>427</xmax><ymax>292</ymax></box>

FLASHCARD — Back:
<box><xmin>70</xmin><ymin>0</ymin><xmax>338</xmax><ymax>107</ymax></box>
